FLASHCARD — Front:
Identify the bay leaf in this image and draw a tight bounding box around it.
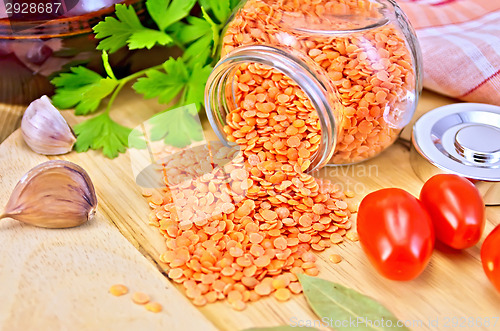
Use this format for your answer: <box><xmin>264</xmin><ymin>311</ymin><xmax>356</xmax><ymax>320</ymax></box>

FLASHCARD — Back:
<box><xmin>245</xmin><ymin>327</ymin><xmax>320</xmax><ymax>331</ymax></box>
<box><xmin>298</xmin><ymin>274</ymin><xmax>409</xmax><ymax>331</ymax></box>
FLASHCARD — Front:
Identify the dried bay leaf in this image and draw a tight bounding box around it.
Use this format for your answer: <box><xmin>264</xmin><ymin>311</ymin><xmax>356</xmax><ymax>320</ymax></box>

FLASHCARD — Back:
<box><xmin>298</xmin><ymin>274</ymin><xmax>409</xmax><ymax>331</ymax></box>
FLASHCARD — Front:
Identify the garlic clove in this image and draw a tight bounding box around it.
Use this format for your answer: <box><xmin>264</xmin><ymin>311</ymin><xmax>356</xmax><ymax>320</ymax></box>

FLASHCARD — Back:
<box><xmin>21</xmin><ymin>95</ymin><xmax>76</xmax><ymax>155</ymax></box>
<box><xmin>1</xmin><ymin>160</ymin><xmax>97</xmax><ymax>229</ymax></box>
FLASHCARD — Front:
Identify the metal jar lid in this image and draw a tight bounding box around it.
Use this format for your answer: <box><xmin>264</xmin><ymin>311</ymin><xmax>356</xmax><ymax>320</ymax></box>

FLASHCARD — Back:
<box><xmin>411</xmin><ymin>103</ymin><xmax>500</xmax><ymax>206</ymax></box>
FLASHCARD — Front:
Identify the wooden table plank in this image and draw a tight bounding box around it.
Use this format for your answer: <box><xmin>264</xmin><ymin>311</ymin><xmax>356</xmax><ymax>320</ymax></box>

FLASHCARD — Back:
<box><xmin>0</xmin><ymin>131</ymin><xmax>218</xmax><ymax>331</ymax></box>
<box><xmin>0</xmin><ymin>90</ymin><xmax>499</xmax><ymax>331</ymax></box>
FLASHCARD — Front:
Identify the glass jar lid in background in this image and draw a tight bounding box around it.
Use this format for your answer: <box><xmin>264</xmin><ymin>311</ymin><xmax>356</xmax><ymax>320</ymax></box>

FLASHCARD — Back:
<box><xmin>411</xmin><ymin>103</ymin><xmax>500</xmax><ymax>206</ymax></box>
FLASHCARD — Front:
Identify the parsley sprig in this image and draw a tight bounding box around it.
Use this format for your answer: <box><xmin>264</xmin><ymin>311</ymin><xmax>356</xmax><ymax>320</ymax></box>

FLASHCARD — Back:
<box><xmin>50</xmin><ymin>0</ymin><xmax>240</xmax><ymax>158</ymax></box>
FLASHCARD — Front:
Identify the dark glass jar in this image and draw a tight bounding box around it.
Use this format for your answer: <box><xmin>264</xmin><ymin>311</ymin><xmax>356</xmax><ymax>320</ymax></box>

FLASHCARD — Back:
<box><xmin>0</xmin><ymin>0</ymin><xmax>143</xmax><ymax>141</ymax></box>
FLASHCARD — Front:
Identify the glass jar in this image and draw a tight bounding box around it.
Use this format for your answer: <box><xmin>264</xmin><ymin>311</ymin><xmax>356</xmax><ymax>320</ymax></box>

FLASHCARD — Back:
<box><xmin>0</xmin><ymin>0</ymin><xmax>145</xmax><ymax>105</ymax></box>
<box><xmin>0</xmin><ymin>0</ymin><xmax>145</xmax><ymax>142</ymax></box>
<box><xmin>205</xmin><ymin>0</ymin><xmax>422</xmax><ymax>170</ymax></box>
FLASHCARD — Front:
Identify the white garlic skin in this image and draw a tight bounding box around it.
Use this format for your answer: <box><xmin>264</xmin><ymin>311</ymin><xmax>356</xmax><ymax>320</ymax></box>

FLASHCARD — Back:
<box><xmin>1</xmin><ymin>160</ymin><xmax>97</xmax><ymax>229</ymax></box>
<box><xmin>21</xmin><ymin>95</ymin><xmax>76</xmax><ymax>155</ymax></box>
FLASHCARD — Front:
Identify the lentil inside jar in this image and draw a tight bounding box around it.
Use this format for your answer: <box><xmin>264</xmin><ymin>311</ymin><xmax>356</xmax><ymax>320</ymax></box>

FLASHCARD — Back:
<box><xmin>207</xmin><ymin>0</ymin><xmax>421</xmax><ymax>168</ymax></box>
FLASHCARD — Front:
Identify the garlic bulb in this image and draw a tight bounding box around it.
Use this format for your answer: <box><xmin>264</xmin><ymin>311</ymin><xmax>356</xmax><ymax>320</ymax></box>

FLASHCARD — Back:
<box><xmin>21</xmin><ymin>95</ymin><xmax>76</xmax><ymax>155</ymax></box>
<box><xmin>1</xmin><ymin>160</ymin><xmax>97</xmax><ymax>228</ymax></box>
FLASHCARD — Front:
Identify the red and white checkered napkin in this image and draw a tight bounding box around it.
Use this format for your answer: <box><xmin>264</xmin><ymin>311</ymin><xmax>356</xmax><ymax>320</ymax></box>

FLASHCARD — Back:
<box><xmin>396</xmin><ymin>0</ymin><xmax>500</xmax><ymax>105</ymax></box>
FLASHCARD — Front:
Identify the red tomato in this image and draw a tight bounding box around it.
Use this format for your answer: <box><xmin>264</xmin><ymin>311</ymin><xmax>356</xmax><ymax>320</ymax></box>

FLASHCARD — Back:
<box><xmin>357</xmin><ymin>188</ymin><xmax>435</xmax><ymax>281</ymax></box>
<box><xmin>481</xmin><ymin>225</ymin><xmax>500</xmax><ymax>293</ymax></box>
<box><xmin>419</xmin><ymin>174</ymin><xmax>485</xmax><ymax>250</ymax></box>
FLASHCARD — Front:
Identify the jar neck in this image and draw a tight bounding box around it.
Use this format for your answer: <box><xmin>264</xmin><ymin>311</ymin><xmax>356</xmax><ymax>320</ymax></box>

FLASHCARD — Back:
<box><xmin>205</xmin><ymin>45</ymin><xmax>339</xmax><ymax>172</ymax></box>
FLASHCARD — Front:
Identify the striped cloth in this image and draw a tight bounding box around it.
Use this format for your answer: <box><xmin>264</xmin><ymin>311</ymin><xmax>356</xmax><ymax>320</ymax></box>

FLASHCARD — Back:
<box><xmin>396</xmin><ymin>0</ymin><xmax>500</xmax><ymax>105</ymax></box>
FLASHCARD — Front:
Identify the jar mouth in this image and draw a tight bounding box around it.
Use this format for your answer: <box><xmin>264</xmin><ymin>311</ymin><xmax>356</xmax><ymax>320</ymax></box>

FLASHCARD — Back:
<box><xmin>205</xmin><ymin>45</ymin><xmax>338</xmax><ymax>172</ymax></box>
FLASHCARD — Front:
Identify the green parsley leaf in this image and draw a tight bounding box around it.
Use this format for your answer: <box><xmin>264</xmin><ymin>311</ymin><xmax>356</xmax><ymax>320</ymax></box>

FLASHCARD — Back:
<box><xmin>128</xmin><ymin>28</ymin><xmax>173</xmax><ymax>50</ymax></box>
<box><xmin>101</xmin><ymin>51</ymin><xmax>116</xmax><ymax>80</ymax></box>
<box><xmin>94</xmin><ymin>3</ymin><xmax>175</xmax><ymax>52</ymax></box>
<box><xmin>49</xmin><ymin>0</ymin><xmax>243</xmax><ymax>159</ymax></box>
<box><xmin>199</xmin><ymin>0</ymin><xmax>241</xmax><ymax>23</ymax></box>
<box><xmin>133</xmin><ymin>57</ymin><xmax>212</xmax><ymax>111</ymax></box>
<box><xmin>145</xmin><ymin>0</ymin><xmax>170</xmax><ymax>31</ymax></box>
<box><xmin>51</xmin><ymin>66</ymin><xmax>101</xmax><ymax>109</ymax></box>
<box><xmin>93</xmin><ymin>4</ymin><xmax>143</xmax><ymax>53</ymax></box>
<box><xmin>76</xmin><ymin>78</ymin><xmax>118</xmax><ymax>115</ymax></box>
<box><xmin>51</xmin><ymin>66</ymin><xmax>102</xmax><ymax>91</ymax></box>
<box><xmin>200</xmin><ymin>0</ymin><xmax>231</xmax><ymax>24</ymax></box>
<box><xmin>148</xmin><ymin>105</ymin><xmax>204</xmax><ymax>146</ymax></box>
<box><xmin>51</xmin><ymin>67</ymin><xmax>118</xmax><ymax>115</ymax></box>
<box><xmin>182</xmin><ymin>33</ymin><xmax>213</xmax><ymax>66</ymax></box>
<box><xmin>133</xmin><ymin>57</ymin><xmax>188</xmax><ymax>104</ymax></box>
<box><xmin>73</xmin><ymin>113</ymin><xmax>132</xmax><ymax>158</ymax></box>
<box><xmin>231</xmin><ymin>0</ymin><xmax>241</xmax><ymax>9</ymax></box>
<box><xmin>168</xmin><ymin>15</ymin><xmax>214</xmax><ymax>65</ymax></box>
<box><xmin>184</xmin><ymin>62</ymin><xmax>212</xmax><ymax>109</ymax></box>
<box><xmin>169</xmin><ymin>16</ymin><xmax>211</xmax><ymax>44</ymax></box>
<box><xmin>200</xmin><ymin>6</ymin><xmax>220</xmax><ymax>57</ymax></box>
<box><xmin>147</xmin><ymin>0</ymin><xmax>197</xmax><ymax>31</ymax></box>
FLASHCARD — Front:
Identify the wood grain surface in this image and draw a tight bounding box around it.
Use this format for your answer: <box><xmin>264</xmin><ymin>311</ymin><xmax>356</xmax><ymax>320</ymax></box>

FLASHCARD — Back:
<box><xmin>0</xmin><ymin>90</ymin><xmax>499</xmax><ymax>331</ymax></box>
<box><xmin>0</xmin><ymin>103</ymin><xmax>25</xmax><ymax>143</ymax></box>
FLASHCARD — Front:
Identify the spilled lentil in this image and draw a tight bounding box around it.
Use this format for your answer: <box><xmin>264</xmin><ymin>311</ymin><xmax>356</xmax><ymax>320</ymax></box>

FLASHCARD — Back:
<box><xmin>146</xmin><ymin>65</ymin><xmax>356</xmax><ymax>310</ymax></box>
<box><xmin>138</xmin><ymin>0</ymin><xmax>422</xmax><ymax>310</ymax></box>
<box><xmin>329</xmin><ymin>254</ymin><xmax>343</xmax><ymax>264</ymax></box>
<box><xmin>132</xmin><ymin>292</ymin><xmax>150</xmax><ymax>305</ymax></box>
<box><xmin>109</xmin><ymin>284</ymin><xmax>129</xmax><ymax>296</ymax></box>
<box><xmin>145</xmin><ymin>302</ymin><xmax>163</xmax><ymax>313</ymax></box>
<box><xmin>109</xmin><ymin>284</ymin><xmax>163</xmax><ymax>313</ymax></box>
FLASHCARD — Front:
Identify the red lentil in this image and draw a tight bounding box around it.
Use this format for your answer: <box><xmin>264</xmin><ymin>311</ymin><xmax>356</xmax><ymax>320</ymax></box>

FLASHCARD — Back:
<box><xmin>289</xmin><ymin>282</ymin><xmax>302</xmax><ymax>294</ymax></box>
<box><xmin>132</xmin><ymin>292</ymin><xmax>150</xmax><ymax>305</ymax></box>
<box><xmin>145</xmin><ymin>302</ymin><xmax>163</xmax><ymax>313</ymax></box>
<box><xmin>145</xmin><ymin>1</ymin><xmax>374</xmax><ymax>311</ymax></box>
<box><xmin>274</xmin><ymin>288</ymin><xmax>292</xmax><ymax>302</ymax></box>
<box><xmin>346</xmin><ymin>230</ymin><xmax>360</xmax><ymax>242</ymax></box>
<box><xmin>109</xmin><ymin>284</ymin><xmax>128</xmax><ymax>296</ymax></box>
<box><xmin>329</xmin><ymin>254</ymin><xmax>343</xmax><ymax>264</ymax></box>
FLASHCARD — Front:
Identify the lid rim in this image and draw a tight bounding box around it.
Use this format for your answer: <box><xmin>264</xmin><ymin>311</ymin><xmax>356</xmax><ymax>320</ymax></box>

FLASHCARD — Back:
<box><xmin>412</xmin><ymin>102</ymin><xmax>500</xmax><ymax>182</ymax></box>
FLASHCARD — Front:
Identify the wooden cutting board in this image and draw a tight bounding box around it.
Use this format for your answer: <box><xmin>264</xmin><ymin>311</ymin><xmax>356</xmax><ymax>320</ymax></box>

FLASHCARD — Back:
<box><xmin>0</xmin><ymin>89</ymin><xmax>499</xmax><ymax>331</ymax></box>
